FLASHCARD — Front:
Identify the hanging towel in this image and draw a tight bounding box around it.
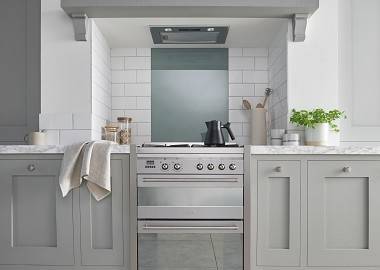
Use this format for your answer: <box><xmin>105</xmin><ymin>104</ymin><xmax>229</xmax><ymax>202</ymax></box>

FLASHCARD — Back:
<box><xmin>59</xmin><ymin>141</ymin><xmax>114</xmax><ymax>201</ymax></box>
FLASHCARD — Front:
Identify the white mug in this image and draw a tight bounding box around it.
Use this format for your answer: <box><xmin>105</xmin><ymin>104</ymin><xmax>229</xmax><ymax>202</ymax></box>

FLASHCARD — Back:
<box><xmin>24</xmin><ymin>131</ymin><xmax>47</xmax><ymax>145</ymax></box>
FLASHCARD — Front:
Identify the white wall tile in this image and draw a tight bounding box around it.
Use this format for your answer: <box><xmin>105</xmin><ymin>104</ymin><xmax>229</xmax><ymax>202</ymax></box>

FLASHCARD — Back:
<box><xmin>229</xmin><ymin>57</ymin><xmax>254</xmax><ymax>70</ymax></box>
<box><xmin>111</xmin><ymin>110</ymin><xmax>124</xmax><ymax>122</ymax></box>
<box><xmin>60</xmin><ymin>130</ymin><xmax>92</xmax><ymax>145</ymax></box>
<box><xmin>137</xmin><ymin>70</ymin><xmax>151</xmax><ymax>83</ymax></box>
<box><xmin>229</xmin><ymin>110</ymin><xmax>250</xmax><ymax>123</ymax></box>
<box><xmin>125</xmin><ymin>84</ymin><xmax>151</xmax><ymax>96</ymax></box>
<box><xmin>230</xmin><ymin>122</ymin><xmax>243</xmax><ymax>136</ymax></box>
<box><xmin>229</xmin><ymin>84</ymin><xmax>255</xmax><ymax>97</ymax></box>
<box><xmin>243</xmin><ymin>71</ymin><xmax>269</xmax><ymax>83</ymax></box>
<box><xmin>229</xmin><ymin>71</ymin><xmax>242</xmax><ymax>83</ymax></box>
<box><xmin>243</xmin><ymin>48</ymin><xmax>268</xmax><ymax>57</ymax></box>
<box><xmin>229</xmin><ymin>97</ymin><xmax>243</xmax><ymax>109</ymax></box>
<box><xmin>229</xmin><ymin>48</ymin><xmax>243</xmax><ymax>56</ymax></box>
<box><xmin>112</xmin><ymin>84</ymin><xmax>124</xmax><ymax>96</ymax></box>
<box><xmin>137</xmin><ymin>97</ymin><xmax>151</xmax><ymax>109</ymax></box>
<box><xmin>112</xmin><ymin>70</ymin><xmax>137</xmax><ymax>83</ymax></box>
<box><xmin>39</xmin><ymin>113</ymin><xmax>73</xmax><ymax>130</ymax></box>
<box><xmin>111</xmin><ymin>48</ymin><xmax>137</xmax><ymax>56</ymax></box>
<box><xmin>111</xmin><ymin>57</ymin><xmax>124</xmax><ymax>70</ymax></box>
<box><xmin>112</xmin><ymin>97</ymin><xmax>137</xmax><ymax>110</ymax></box>
<box><xmin>138</xmin><ymin>123</ymin><xmax>151</xmax><ymax>135</ymax></box>
<box><xmin>255</xmin><ymin>57</ymin><xmax>268</xmax><ymax>70</ymax></box>
<box><xmin>254</xmin><ymin>84</ymin><xmax>269</xmax><ymax>96</ymax></box>
<box><xmin>124</xmin><ymin>110</ymin><xmax>151</xmax><ymax>122</ymax></box>
<box><xmin>125</xmin><ymin>57</ymin><xmax>151</xmax><ymax>70</ymax></box>
<box><xmin>137</xmin><ymin>48</ymin><xmax>151</xmax><ymax>56</ymax></box>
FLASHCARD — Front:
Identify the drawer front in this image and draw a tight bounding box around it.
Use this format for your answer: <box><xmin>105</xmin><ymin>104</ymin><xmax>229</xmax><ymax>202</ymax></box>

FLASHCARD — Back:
<box><xmin>257</xmin><ymin>161</ymin><xmax>301</xmax><ymax>266</ymax></box>
<box><xmin>0</xmin><ymin>159</ymin><xmax>74</xmax><ymax>265</ymax></box>
<box><xmin>308</xmin><ymin>160</ymin><xmax>380</xmax><ymax>266</ymax></box>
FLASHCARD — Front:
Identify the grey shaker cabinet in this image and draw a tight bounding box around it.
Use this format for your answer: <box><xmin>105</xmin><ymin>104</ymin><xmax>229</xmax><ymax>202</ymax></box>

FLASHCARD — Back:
<box><xmin>256</xmin><ymin>160</ymin><xmax>301</xmax><ymax>266</ymax></box>
<box><xmin>308</xmin><ymin>160</ymin><xmax>380</xmax><ymax>267</ymax></box>
<box><xmin>0</xmin><ymin>158</ymin><xmax>74</xmax><ymax>265</ymax></box>
<box><xmin>80</xmin><ymin>156</ymin><xmax>129</xmax><ymax>266</ymax></box>
<box><xmin>0</xmin><ymin>0</ymin><xmax>40</xmax><ymax>144</ymax></box>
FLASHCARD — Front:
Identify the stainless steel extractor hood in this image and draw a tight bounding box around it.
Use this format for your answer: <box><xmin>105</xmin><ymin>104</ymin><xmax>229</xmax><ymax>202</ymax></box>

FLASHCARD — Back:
<box><xmin>150</xmin><ymin>26</ymin><xmax>229</xmax><ymax>44</ymax></box>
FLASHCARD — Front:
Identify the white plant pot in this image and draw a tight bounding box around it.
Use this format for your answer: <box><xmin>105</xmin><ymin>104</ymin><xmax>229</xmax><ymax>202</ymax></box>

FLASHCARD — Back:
<box><xmin>305</xmin><ymin>123</ymin><xmax>329</xmax><ymax>146</ymax></box>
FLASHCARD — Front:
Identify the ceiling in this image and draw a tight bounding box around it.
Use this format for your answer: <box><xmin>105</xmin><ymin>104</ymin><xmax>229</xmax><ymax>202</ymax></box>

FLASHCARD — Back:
<box><xmin>93</xmin><ymin>17</ymin><xmax>288</xmax><ymax>48</ymax></box>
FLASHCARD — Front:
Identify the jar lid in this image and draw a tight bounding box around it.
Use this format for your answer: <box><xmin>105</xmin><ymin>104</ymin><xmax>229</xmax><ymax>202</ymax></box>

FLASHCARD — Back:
<box><xmin>117</xmin><ymin>117</ymin><xmax>132</xmax><ymax>123</ymax></box>
<box><xmin>104</xmin><ymin>126</ymin><xmax>119</xmax><ymax>132</ymax></box>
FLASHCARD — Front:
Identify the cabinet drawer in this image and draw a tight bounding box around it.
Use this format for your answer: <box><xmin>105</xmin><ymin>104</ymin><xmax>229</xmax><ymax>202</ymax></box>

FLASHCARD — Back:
<box><xmin>0</xmin><ymin>159</ymin><xmax>74</xmax><ymax>265</ymax></box>
<box><xmin>308</xmin><ymin>160</ymin><xmax>380</xmax><ymax>266</ymax></box>
<box><xmin>257</xmin><ymin>161</ymin><xmax>301</xmax><ymax>266</ymax></box>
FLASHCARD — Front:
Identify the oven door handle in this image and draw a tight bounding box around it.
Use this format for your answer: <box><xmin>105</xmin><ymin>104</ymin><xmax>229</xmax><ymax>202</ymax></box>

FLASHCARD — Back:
<box><xmin>142</xmin><ymin>225</ymin><xmax>240</xmax><ymax>231</ymax></box>
<box><xmin>138</xmin><ymin>175</ymin><xmax>243</xmax><ymax>187</ymax></box>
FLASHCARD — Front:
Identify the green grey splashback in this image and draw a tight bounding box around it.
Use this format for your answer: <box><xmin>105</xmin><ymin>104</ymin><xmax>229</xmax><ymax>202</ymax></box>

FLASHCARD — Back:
<box><xmin>151</xmin><ymin>49</ymin><xmax>228</xmax><ymax>142</ymax></box>
<box><xmin>151</xmin><ymin>48</ymin><xmax>228</xmax><ymax>70</ymax></box>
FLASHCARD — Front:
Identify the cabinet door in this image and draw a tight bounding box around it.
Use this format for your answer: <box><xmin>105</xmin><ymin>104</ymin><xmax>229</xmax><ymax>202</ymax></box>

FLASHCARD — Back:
<box><xmin>257</xmin><ymin>161</ymin><xmax>301</xmax><ymax>266</ymax></box>
<box><xmin>339</xmin><ymin>0</ymin><xmax>380</xmax><ymax>143</ymax></box>
<box><xmin>0</xmin><ymin>159</ymin><xmax>74</xmax><ymax>265</ymax></box>
<box><xmin>80</xmin><ymin>157</ymin><xmax>129</xmax><ymax>266</ymax></box>
<box><xmin>0</xmin><ymin>0</ymin><xmax>40</xmax><ymax>144</ymax></box>
<box><xmin>308</xmin><ymin>161</ymin><xmax>380</xmax><ymax>266</ymax></box>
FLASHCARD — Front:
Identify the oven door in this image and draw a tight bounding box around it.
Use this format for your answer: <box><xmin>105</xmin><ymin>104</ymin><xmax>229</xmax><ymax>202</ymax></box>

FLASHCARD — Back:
<box><xmin>138</xmin><ymin>220</ymin><xmax>243</xmax><ymax>270</ymax></box>
<box><xmin>137</xmin><ymin>174</ymin><xmax>243</xmax><ymax>219</ymax></box>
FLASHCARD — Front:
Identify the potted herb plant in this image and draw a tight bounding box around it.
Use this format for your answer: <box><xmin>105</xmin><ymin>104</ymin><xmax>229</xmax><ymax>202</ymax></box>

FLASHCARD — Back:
<box><xmin>290</xmin><ymin>108</ymin><xmax>346</xmax><ymax>146</ymax></box>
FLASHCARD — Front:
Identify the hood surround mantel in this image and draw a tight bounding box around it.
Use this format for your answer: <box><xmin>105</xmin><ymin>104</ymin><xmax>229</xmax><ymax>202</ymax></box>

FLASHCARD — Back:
<box><xmin>60</xmin><ymin>0</ymin><xmax>318</xmax><ymax>42</ymax></box>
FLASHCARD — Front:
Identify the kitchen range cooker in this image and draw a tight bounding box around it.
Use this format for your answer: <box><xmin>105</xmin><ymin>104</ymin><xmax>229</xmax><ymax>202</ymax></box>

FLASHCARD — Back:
<box><xmin>135</xmin><ymin>144</ymin><xmax>244</xmax><ymax>270</ymax></box>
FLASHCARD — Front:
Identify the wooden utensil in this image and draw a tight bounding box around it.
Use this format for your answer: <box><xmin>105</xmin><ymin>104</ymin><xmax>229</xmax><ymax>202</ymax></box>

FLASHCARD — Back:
<box><xmin>256</xmin><ymin>88</ymin><xmax>273</xmax><ymax>108</ymax></box>
<box><xmin>242</xmin><ymin>99</ymin><xmax>252</xmax><ymax>110</ymax></box>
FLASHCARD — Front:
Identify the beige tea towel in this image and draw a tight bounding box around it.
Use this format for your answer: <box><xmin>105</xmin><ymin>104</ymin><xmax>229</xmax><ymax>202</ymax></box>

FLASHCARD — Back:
<box><xmin>59</xmin><ymin>140</ymin><xmax>114</xmax><ymax>201</ymax></box>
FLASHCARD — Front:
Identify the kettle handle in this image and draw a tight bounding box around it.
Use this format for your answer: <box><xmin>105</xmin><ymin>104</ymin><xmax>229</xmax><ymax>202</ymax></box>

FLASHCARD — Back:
<box><xmin>222</xmin><ymin>122</ymin><xmax>235</xmax><ymax>141</ymax></box>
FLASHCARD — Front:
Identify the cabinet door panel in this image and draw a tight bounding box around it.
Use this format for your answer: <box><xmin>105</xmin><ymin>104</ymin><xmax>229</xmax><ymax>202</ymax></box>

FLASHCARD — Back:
<box><xmin>0</xmin><ymin>0</ymin><xmax>40</xmax><ymax>144</ymax></box>
<box><xmin>80</xmin><ymin>158</ymin><xmax>127</xmax><ymax>266</ymax></box>
<box><xmin>257</xmin><ymin>161</ymin><xmax>301</xmax><ymax>266</ymax></box>
<box><xmin>308</xmin><ymin>161</ymin><xmax>380</xmax><ymax>266</ymax></box>
<box><xmin>0</xmin><ymin>159</ymin><xmax>74</xmax><ymax>265</ymax></box>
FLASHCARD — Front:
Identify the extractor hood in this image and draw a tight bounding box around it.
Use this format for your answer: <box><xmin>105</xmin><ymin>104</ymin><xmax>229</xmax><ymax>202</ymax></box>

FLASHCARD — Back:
<box><xmin>150</xmin><ymin>26</ymin><xmax>229</xmax><ymax>44</ymax></box>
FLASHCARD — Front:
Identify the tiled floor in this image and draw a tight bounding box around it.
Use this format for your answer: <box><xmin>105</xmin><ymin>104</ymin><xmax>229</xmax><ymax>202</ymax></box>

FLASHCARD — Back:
<box><xmin>138</xmin><ymin>233</ymin><xmax>243</xmax><ymax>270</ymax></box>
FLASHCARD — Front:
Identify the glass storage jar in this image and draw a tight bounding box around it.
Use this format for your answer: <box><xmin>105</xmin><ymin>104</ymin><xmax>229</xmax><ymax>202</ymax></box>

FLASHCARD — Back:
<box><xmin>104</xmin><ymin>126</ymin><xmax>119</xmax><ymax>143</ymax></box>
<box><xmin>117</xmin><ymin>117</ymin><xmax>132</xmax><ymax>144</ymax></box>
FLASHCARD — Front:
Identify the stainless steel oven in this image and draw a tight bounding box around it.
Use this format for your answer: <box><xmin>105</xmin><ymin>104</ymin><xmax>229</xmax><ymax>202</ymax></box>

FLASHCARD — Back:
<box><xmin>135</xmin><ymin>147</ymin><xmax>244</xmax><ymax>270</ymax></box>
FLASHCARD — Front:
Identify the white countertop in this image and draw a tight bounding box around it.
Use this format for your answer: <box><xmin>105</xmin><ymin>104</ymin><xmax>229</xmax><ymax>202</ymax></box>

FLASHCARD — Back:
<box><xmin>0</xmin><ymin>145</ymin><xmax>131</xmax><ymax>154</ymax></box>
<box><xmin>250</xmin><ymin>145</ymin><xmax>380</xmax><ymax>155</ymax></box>
<box><xmin>1</xmin><ymin>145</ymin><xmax>380</xmax><ymax>155</ymax></box>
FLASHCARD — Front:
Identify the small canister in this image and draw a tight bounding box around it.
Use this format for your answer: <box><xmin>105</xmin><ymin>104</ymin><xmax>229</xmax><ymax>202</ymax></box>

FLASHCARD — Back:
<box><xmin>270</xmin><ymin>129</ymin><xmax>285</xmax><ymax>145</ymax></box>
<box><xmin>104</xmin><ymin>125</ymin><xmax>119</xmax><ymax>143</ymax></box>
<box><xmin>117</xmin><ymin>117</ymin><xmax>132</xmax><ymax>145</ymax></box>
<box><xmin>282</xmin><ymin>133</ymin><xmax>300</xmax><ymax>146</ymax></box>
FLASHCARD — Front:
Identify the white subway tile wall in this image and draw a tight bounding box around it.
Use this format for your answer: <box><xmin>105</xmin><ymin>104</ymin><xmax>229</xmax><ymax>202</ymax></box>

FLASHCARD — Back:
<box><xmin>110</xmin><ymin>48</ymin><xmax>269</xmax><ymax>145</ymax></box>
<box><xmin>111</xmin><ymin>48</ymin><xmax>151</xmax><ymax>144</ymax></box>
<box><xmin>268</xmin><ymin>26</ymin><xmax>289</xmax><ymax>130</ymax></box>
<box><xmin>228</xmin><ymin>48</ymin><xmax>269</xmax><ymax>145</ymax></box>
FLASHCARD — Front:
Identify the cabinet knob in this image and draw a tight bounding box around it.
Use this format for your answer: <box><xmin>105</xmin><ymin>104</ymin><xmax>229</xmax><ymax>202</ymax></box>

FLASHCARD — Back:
<box><xmin>275</xmin><ymin>166</ymin><xmax>282</xmax><ymax>172</ymax></box>
<box><xmin>343</xmin><ymin>166</ymin><xmax>352</xmax><ymax>173</ymax></box>
<box><xmin>27</xmin><ymin>164</ymin><xmax>36</xmax><ymax>172</ymax></box>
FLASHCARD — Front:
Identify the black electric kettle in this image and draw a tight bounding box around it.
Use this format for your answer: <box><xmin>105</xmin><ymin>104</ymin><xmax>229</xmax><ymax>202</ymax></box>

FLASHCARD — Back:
<box><xmin>204</xmin><ymin>120</ymin><xmax>235</xmax><ymax>146</ymax></box>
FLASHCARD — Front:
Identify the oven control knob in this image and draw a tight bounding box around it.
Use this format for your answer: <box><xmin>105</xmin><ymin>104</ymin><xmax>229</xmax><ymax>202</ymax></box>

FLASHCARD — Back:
<box><xmin>161</xmin><ymin>163</ymin><xmax>169</xmax><ymax>170</ymax></box>
<box><xmin>196</xmin><ymin>163</ymin><xmax>204</xmax><ymax>170</ymax></box>
<box><xmin>174</xmin><ymin>163</ymin><xmax>181</xmax><ymax>170</ymax></box>
<box><xmin>218</xmin><ymin>164</ymin><xmax>225</xmax><ymax>170</ymax></box>
<box><xmin>229</xmin><ymin>163</ymin><xmax>237</xmax><ymax>170</ymax></box>
<box><xmin>207</xmin><ymin>164</ymin><xmax>215</xmax><ymax>170</ymax></box>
